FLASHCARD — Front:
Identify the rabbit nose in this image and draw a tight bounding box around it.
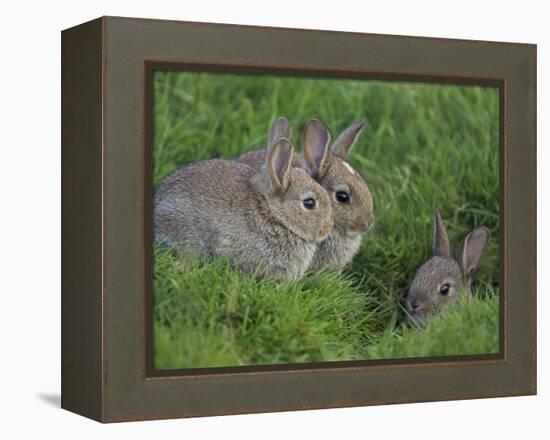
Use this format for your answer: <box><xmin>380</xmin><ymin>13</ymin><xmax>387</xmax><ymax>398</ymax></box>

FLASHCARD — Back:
<box><xmin>366</xmin><ymin>210</ymin><xmax>374</xmax><ymax>225</ymax></box>
<box><xmin>318</xmin><ymin>215</ymin><xmax>333</xmax><ymax>241</ymax></box>
<box><xmin>409</xmin><ymin>298</ymin><xmax>421</xmax><ymax>311</ymax></box>
<box><xmin>356</xmin><ymin>212</ymin><xmax>374</xmax><ymax>232</ymax></box>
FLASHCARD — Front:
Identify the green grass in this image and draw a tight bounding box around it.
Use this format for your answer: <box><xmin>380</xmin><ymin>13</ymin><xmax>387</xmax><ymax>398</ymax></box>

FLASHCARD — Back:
<box><xmin>366</xmin><ymin>287</ymin><xmax>499</xmax><ymax>359</ymax></box>
<box><xmin>152</xmin><ymin>71</ymin><xmax>500</xmax><ymax>369</ymax></box>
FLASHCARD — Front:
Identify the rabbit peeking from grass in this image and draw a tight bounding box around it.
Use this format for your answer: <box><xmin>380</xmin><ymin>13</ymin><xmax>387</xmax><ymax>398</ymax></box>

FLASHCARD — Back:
<box><xmin>405</xmin><ymin>210</ymin><xmax>490</xmax><ymax>327</ymax></box>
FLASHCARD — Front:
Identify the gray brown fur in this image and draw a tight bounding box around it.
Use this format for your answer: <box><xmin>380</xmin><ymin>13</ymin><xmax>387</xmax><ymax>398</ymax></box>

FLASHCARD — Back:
<box><xmin>236</xmin><ymin>117</ymin><xmax>309</xmax><ymax>171</ymax></box>
<box><xmin>236</xmin><ymin>149</ymin><xmax>308</xmax><ymax>171</ymax></box>
<box><xmin>237</xmin><ymin>117</ymin><xmax>374</xmax><ymax>271</ymax></box>
<box><xmin>154</xmin><ymin>126</ymin><xmax>333</xmax><ymax>281</ymax></box>
<box><xmin>405</xmin><ymin>210</ymin><xmax>490</xmax><ymax>326</ymax></box>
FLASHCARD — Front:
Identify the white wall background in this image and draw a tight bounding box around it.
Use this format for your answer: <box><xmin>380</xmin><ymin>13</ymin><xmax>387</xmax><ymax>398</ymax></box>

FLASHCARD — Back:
<box><xmin>0</xmin><ymin>0</ymin><xmax>546</xmax><ymax>438</ymax></box>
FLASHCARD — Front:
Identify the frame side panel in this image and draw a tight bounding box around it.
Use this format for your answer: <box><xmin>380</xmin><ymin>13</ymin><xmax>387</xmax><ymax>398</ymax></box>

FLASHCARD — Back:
<box><xmin>61</xmin><ymin>18</ymin><xmax>104</xmax><ymax>421</ymax></box>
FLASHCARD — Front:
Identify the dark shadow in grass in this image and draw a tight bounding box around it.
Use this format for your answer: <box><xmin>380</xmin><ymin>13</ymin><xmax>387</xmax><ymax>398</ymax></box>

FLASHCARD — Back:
<box><xmin>37</xmin><ymin>393</ymin><xmax>61</xmax><ymax>408</ymax></box>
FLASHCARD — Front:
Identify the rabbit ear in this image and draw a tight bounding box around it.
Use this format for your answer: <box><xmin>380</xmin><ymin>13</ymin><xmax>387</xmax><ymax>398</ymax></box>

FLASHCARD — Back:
<box><xmin>433</xmin><ymin>209</ymin><xmax>451</xmax><ymax>257</ymax></box>
<box><xmin>267</xmin><ymin>138</ymin><xmax>293</xmax><ymax>193</ymax></box>
<box><xmin>331</xmin><ymin>118</ymin><xmax>367</xmax><ymax>159</ymax></box>
<box><xmin>461</xmin><ymin>227</ymin><xmax>490</xmax><ymax>278</ymax></box>
<box><xmin>303</xmin><ymin>118</ymin><xmax>331</xmax><ymax>178</ymax></box>
<box><xmin>267</xmin><ymin>117</ymin><xmax>291</xmax><ymax>149</ymax></box>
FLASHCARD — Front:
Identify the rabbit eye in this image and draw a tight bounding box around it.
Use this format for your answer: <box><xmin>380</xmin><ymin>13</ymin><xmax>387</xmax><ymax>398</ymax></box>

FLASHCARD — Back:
<box><xmin>335</xmin><ymin>191</ymin><xmax>350</xmax><ymax>203</ymax></box>
<box><xmin>303</xmin><ymin>198</ymin><xmax>316</xmax><ymax>210</ymax></box>
<box><xmin>439</xmin><ymin>284</ymin><xmax>450</xmax><ymax>296</ymax></box>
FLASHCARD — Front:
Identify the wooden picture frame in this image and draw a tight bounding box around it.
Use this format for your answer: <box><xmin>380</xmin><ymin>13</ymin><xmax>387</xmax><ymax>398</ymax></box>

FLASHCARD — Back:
<box><xmin>61</xmin><ymin>16</ymin><xmax>536</xmax><ymax>422</ymax></box>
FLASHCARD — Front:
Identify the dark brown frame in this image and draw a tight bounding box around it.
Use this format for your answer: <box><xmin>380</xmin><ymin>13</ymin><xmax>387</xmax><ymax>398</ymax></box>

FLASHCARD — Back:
<box><xmin>62</xmin><ymin>16</ymin><xmax>536</xmax><ymax>423</ymax></box>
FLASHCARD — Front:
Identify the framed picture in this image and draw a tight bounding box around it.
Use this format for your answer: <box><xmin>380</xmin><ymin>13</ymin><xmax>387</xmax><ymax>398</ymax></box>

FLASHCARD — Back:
<box><xmin>61</xmin><ymin>16</ymin><xmax>536</xmax><ymax>422</ymax></box>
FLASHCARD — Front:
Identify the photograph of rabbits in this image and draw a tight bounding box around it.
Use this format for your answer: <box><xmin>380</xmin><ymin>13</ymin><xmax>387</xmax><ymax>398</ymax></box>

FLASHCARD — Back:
<box><xmin>152</xmin><ymin>70</ymin><xmax>500</xmax><ymax>370</ymax></box>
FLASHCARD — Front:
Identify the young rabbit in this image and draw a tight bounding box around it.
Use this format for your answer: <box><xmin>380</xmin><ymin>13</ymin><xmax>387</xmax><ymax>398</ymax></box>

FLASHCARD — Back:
<box><xmin>237</xmin><ymin>117</ymin><xmax>374</xmax><ymax>271</ymax></box>
<box><xmin>154</xmin><ymin>125</ymin><xmax>333</xmax><ymax>281</ymax></box>
<box><xmin>405</xmin><ymin>210</ymin><xmax>490</xmax><ymax>326</ymax></box>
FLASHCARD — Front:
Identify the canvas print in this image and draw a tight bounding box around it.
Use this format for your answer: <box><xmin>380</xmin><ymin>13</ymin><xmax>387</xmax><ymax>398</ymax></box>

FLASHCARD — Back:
<box><xmin>151</xmin><ymin>71</ymin><xmax>500</xmax><ymax>370</ymax></box>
